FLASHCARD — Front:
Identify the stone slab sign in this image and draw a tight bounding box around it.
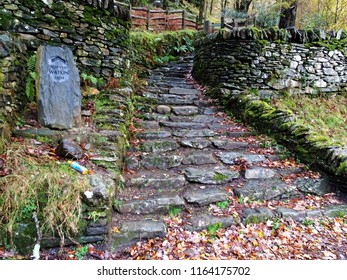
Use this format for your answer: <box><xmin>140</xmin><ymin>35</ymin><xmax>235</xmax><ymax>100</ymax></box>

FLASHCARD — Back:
<box><xmin>36</xmin><ymin>45</ymin><xmax>81</xmax><ymax>129</ymax></box>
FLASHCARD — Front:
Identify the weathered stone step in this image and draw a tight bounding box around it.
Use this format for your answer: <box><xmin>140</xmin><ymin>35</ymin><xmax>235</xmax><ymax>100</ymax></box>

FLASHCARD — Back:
<box><xmin>127</xmin><ymin>151</ymin><xmax>218</xmax><ymax>170</ymax></box>
<box><xmin>126</xmin><ymin>170</ymin><xmax>186</xmax><ymax>189</ymax></box>
<box><xmin>213</xmin><ymin>140</ymin><xmax>250</xmax><ymax>151</ymax></box>
<box><xmin>234</xmin><ymin>178</ymin><xmax>300</xmax><ymax>201</ymax></box>
<box><xmin>138</xmin><ymin>154</ymin><xmax>183</xmax><ymax>170</ymax></box>
<box><xmin>111</xmin><ymin>219</ymin><xmax>166</xmax><ymax>251</ymax></box>
<box><xmin>118</xmin><ymin>193</ymin><xmax>185</xmax><ymax>215</ymax></box>
<box><xmin>169</xmin><ymin>115</ymin><xmax>222</xmax><ymax>123</ymax></box>
<box><xmin>171</xmin><ymin>106</ymin><xmax>199</xmax><ymax>116</ymax></box>
<box><xmin>179</xmin><ymin>138</ymin><xmax>212</xmax><ymax>149</ymax></box>
<box><xmin>184</xmin><ymin>167</ymin><xmax>239</xmax><ymax>184</ymax></box>
<box><xmin>183</xmin><ymin>213</ymin><xmax>237</xmax><ymax>232</ymax></box>
<box><xmin>172</xmin><ymin>129</ymin><xmax>220</xmax><ymax>138</ymax></box>
<box><xmin>138</xmin><ymin>139</ymin><xmax>180</xmax><ymax>153</ymax></box>
<box><xmin>159</xmin><ymin>121</ymin><xmax>208</xmax><ymax>130</ymax></box>
<box><xmin>183</xmin><ymin>186</ymin><xmax>229</xmax><ymax>206</ymax></box>
<box><xmin>216</xmin><ymin>151</ymin><xmax>267</xmax><ymax>164</ymax></box>
<box><xmin>136</xmin><ymin>130</ymin><xmax>172</xmax><ymax>140</ymax></box>
<box><xmin>169</xmin><ymin>88</ymin><xmax>199</xmax><ymax>95</ymax></box>
<box><xmin>156</xmin><ymin>96</ymin><xmax>195</xmax><ymax>105</ymax></box>
<box><xmin>242</xmin><ymin>204</ymin><xmax>347</xmax><ymax>225</ymax></box>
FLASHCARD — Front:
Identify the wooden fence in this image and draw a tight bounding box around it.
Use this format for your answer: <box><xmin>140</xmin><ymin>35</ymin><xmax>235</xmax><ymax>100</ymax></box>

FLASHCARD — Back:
<box><xmin>206</xmin><ymin>15</ymin><xmax>257</xmax><ymax>33</ymax></box>
<box><xmin>131</xmin><ymin>7</ymin><xmax>203</xmax><ymax>32</ymax></box>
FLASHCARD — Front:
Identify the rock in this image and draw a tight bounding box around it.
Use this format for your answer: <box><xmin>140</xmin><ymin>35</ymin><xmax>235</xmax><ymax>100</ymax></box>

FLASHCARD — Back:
<box><xmin>160</xmin><ymin>121</ymin><xmax>207</xmax><ymax>129</ymax></box>
<box><xmin>169</xmin><ymin>88</ymin><xmax>199</xmax><ymax>95</ymax></box>
<box><xmin>140</xmin><ymin>154</ymin><xmax>183</xmax><ymax>169</ymax></box>
<box><xmin>275</xmin><ymin>207</ymin><xmax>306</xmax><ymax>221</ymax></box>
<box><xmin>323</xmin><ymin>205</ymin><xmax>347</xmax><ymax>217</ymax></box>
<box><xmin>184</xmin><ymin>214</ymin><xmax>236</xmax><ymax>232</ymax></box>
<box><xmin>139</xmin><ymin>139</ymin><xmax>179</xmax><ymax>153</ymax></box>
<box><xmin>212</xmin><ymin>140</ymin><xmax>249</xmax><ymax>150</ymax></box>
<box><xmin>242</xmin><ymin>207</ymin><xmax>275</xmax><ymax>224</ymax></box>
<box><xmin>245</xmin><ymin>167</ymin><xmax>277</xmax><ymax>179</ymax></box>
<box><xmin>112</xmin><ymin>220</ymin><xmax>166</xmax><ymax>250</ymax></box>
<box><xmin>179</xmin><ymin>138</ymin><xmax>211</xmax><ymax>149</ymax></box>
<box><xmin>173</xmin><ymin>129</ymin><xmax>217</xmax><ymax>138</ymax></box>
<box><xmin>182</xmin><ymin>152</ymin><xmax>217</xmax><ymax>165</ymax></box>
<box><xmin>183</xmin><ymin>187</ymin><xmax>228</xmax><ymax>206</ymax></box>
<box><xmin>36</xmin><ymin>45</ymin><xmax>81</xmax><ymax>129</ymax></box>
<box><xmin>216</xmin><ymin>152</ymin><xmax>266</xmax><ymax>165</ymax></box>
<box><xmin>171</xmin><ymin>106</ymin><xmax>199</xmax><ymax>116</ymax></box>
<box><xmin>83</xmin><ymin>174</ymin><xmax>115</xmax><ymax>206</ymax></box>
<box><xmin>323</xmin><ymin>68</ymin><xmax>338</xmax><ymax>76</ymax></box>
<box><xmin>137</xmin><ymin>130</ymin><xmax>171</xmax><ymax>139</ymax></box>
<box><xmin>137</xmin><ymin>121</ymin><xmax>159</xmax><ymax>129</ymax></box>
<box><xmin>295</xmin><ymin>177</ymin><xmax>332</xmax><ymax>196</ymax></box>
<box><xmin>118</xmin><ymin>193</ymin><xmax>185</xmax><ymax>214</ymax></box>
<box><xmin>184</xmin><ymin>167</ymin><xmax>239</xmax><ymax>184</ymax></box>
<box><xmin>156</xmin><ymin>105</ymin><xmax>171</xmax><ymax>114</ymax></box>
<box><xmin>127</xmin><ymin>171</ymin><xmax>186</xmax><ymax>189</ymax></box>
<box><xmin>234</xmin><ymin>179</ymin><xmax>298</xmax><ymax>201</ymax></box>
<box><xmin>55</xmin><ymin>137</ymin><xmax>83</xmax><ymax>159</ymax></box>
<box><xmin>314</xmin><ymin>79</ymin><xmax>327</xmax><ymax>88</ymax></box>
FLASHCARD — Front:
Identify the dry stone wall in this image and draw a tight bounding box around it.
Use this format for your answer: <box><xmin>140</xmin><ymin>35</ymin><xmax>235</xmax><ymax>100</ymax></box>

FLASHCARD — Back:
<box><xmin>192</xmin><ymin>29</ymin><xmax>347</xmax><ymax>191</ymax></box>
<box><xmin>193</xmin><ymin>29</ymin><xmax>347</xmax><ymax>95</ymax></box>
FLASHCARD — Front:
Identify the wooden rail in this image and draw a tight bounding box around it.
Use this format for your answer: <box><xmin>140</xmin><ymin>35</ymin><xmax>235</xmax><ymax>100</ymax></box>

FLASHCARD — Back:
<box><xmin>131</xmin><ymin>7</ymin><xmax>203</xmax><ymax>32</ymax></box>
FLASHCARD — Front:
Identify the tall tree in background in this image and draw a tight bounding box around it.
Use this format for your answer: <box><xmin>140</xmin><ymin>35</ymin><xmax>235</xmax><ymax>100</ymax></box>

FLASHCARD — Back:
<box><xmin>278</xmin><ymin>0</ymin><xmax>298</xmax><ymax>28</ymax></box>
<box><xmin>234</xmin><ymin>0</ymin><xmax>253</xmax><ymax>13</ymax></box>
<box><xmin>198</xmin><ymin>0</ymin><xmax>206</xmax><ymax>20</ymax></box>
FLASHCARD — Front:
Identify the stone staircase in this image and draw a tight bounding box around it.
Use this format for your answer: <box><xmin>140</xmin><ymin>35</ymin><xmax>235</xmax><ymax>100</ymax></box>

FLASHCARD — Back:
<box><xmin>109</xmin><ymin>56</ymin><xmax>347</xmax><ymax>252</ymax></box>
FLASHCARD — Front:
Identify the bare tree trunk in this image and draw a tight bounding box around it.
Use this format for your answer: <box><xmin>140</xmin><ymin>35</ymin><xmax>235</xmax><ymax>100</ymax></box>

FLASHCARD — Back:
<box><xmin>234</xmin><ymin>0</ymin><xmax>252</xmax><ymax>13</ymax></box>
<box><xmin>199</xmin><ymin>0</ymin><xmax>206</xmax><ymax>21</ymax></box>
<box><xmin>278</xmin><ymin>0</ymin><xmax>298</xmax><ymax>28</ymax></box>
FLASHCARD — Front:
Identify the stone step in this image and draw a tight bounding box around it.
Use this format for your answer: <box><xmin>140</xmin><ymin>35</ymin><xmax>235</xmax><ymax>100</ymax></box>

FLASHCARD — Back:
<box><xmin>169</xmin><ymin>88</ymin><xmax>199</xmax><ymax>95</ymax></box>
<box><xmin>183</xmin><ymin>186</ymin><xmax>229</xmax><ymax>206</ymax></box>
<box><xmin>118</xmin><ymin>193</ymin><xmax>185</xmax><ymax>215</ymax></box>
<box><xmin>111</xmin><ymin>219</ymin><xmax>166</xmax><ymax>252</ymax></box>
<box><xmin>159</xmin><ymin>121</ymin><xmax>208</xmax><ymax>130</ymax></box>
<box><xmin>138</xmin><ymin>139</ymin><xmax>180</xmax><ymax>153</ymax></box>
<box><xmin>136</xmin><ymin>130</ymin><xmax>172</xmax><ymax>140</ymax></box>
<box><xmin>171</xmin><ymin>106</ymin><xmax>199</xmax><ymax>116</ymax></box>
<box><xmin>216</xmin><ymin>151</ymin><xmax>267</xmax><ymax>164</ymax></box>
<box><xmin>169</xmin><ymin>115</ymin><xmax>222</xmax><ymax>123</ymax></box>
<box><xmin>173</xmin><ymin>129</ymin><xmax>221</xmax><ymax>138</ymax></box>
<box><xmin>234</xmin><ymin>178</ymin><xmax>301</xmax><ymax>201</ymax></box>
<box><xmin>184</xmin><ymin>167</ymin><xmax>239</xmax><ymax>185</ymax></box>
<box><xmin>126</xmin><ymin>170</ymin><xmax>186</xmax><ymax>189</ymax></box>
<box><xmin>213</xmin><ymin>140</ymin><xmax>250</xmax><ymax>151</ymax></box>
<box><xmin>179</xmin><ymin>138</ymin><xmax>212</xmax><ymax>149</ymax></box>
<box><xmin>156</xmin><ymin>96</ymin><xmax>195</xmax><ymax>105</ymax></box>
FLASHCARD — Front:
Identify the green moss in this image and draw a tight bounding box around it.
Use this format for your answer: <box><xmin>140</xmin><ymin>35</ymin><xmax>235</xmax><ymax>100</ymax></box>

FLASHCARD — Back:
<box><xmin>337</xmin><ymin>161</ymin><xmax>347</xmax><ymax>175</ymax></box>
<box><xmin>0</xmin><ymin>11</ymin><xmax>15</xmax><ymax>31</ymax></box>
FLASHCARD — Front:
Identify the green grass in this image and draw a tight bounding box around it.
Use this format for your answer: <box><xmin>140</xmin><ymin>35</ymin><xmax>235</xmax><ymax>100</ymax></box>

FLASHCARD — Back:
<box><xmin>274</xmin><ymin>95</ymin><xmax>347</xmax><ymax>146</ymax></box>
<box><xmin>0</xmin><ymin>142</ymin><xmax>88</xmax><ymax>248</ymax></box>
<box><xmin>168</xmin><ymin>206</ymin><xmax>181</xmax><ymax>218</ymax></box>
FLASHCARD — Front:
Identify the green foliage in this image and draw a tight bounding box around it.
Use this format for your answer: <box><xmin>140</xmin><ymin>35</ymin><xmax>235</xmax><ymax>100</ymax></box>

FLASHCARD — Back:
<box><xmin>301</xmin><ymin>219</ymin><xmax>315</xmax><ymax>226</ymax></box>
<box><xmin>130</xmin><ymin>30</ymin><xmax>197</xmax><ymax>70</ymax></box>
<box><xmin>207</xmin><ymin>222</ymin><xmax>222</xmax><ymax>238</ymax></box>
<box><xmin>216</xmin><ymin>200</ymin><xmax>229</xmax><ymax>210</ymax></box>
<box><xmin>75</xmin><ymin>245</ymin><xmax>88</xmax><ymax>260</ymax></box>
<box><xmin>168</xmin><ymin>206</ymin><xmax>181</xmax><ymax>218</ymax></box>
<box><xmin>213</xmin><ymin>172</ymin><xmax>228</xmax><ymax>182</ymax></box>
<box><xmin>81</xmin><ymin>73</ymin><xmax>104</xmax><ymax>88</ymax></box>
<box><xmin>25</xmin><ymin>54</ymin><xmax>37</xmax><ymax>103</ymax></box>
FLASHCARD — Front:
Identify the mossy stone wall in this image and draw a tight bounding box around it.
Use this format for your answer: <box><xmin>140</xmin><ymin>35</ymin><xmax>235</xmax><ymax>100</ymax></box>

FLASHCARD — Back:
<box><xmin>193</xmin><ymin>29</ymin><xmax>347</xmax><ymax>95</ymax></box>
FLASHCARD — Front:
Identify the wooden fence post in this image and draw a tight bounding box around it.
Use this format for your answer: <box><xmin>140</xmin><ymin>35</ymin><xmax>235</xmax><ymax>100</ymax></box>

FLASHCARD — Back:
<box><xmin>146</xmin><ymin>8</ymin><xmax>150</xmax><ymax>31</ymax></box>
<box><xmin>195</xmin><ymin>16</ymin><xmax>199</xmax><ymax>30</ymax></box>
<box><xmin>182</xmin><ymin>10</ymin><xmax>185</xmax><ymax>30</ymax></box>
<box><xmin>204</xmin><ymin>20</ymin><xmax>210</xmax><ymax>34</ymax></box>
<box><xmin>221</xmin><ymin>16</ymin><xmax>225</xmax><ymax>29</ymax></box>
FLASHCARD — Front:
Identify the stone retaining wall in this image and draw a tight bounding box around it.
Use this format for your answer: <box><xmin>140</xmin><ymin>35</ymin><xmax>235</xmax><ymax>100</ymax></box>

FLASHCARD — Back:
<box><xmin>192</xmin><ymin>29</ymin><xmax>347</xmax><ymax>190</ymax></box>
<box><xmin>193</xmin><ymin>29</ymin><xmax>347</xmax><ymax>95</ymax></box>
